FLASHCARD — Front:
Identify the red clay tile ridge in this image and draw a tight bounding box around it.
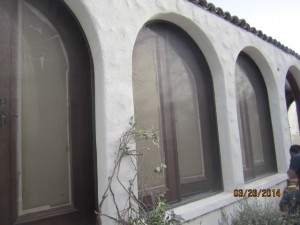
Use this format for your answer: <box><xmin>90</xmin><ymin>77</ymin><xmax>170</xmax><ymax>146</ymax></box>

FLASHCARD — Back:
<box><xmin>188</xmin><ymin>0</ymin><xmax>300</xmax><ymax>60</ymax></box>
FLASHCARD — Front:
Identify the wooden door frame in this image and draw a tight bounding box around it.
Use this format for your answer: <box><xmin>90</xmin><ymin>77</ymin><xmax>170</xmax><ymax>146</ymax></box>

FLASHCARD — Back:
<box><xmin>0</xmin><ymin>0</ymin><xmax>18</xmax><ymax>224</ymax></box>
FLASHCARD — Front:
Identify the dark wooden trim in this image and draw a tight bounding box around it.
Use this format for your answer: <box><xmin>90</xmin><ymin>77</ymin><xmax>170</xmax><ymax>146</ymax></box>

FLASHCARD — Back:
<box><xmin>138</xmin><ymin>185</ymin><xmax>169</xmax><ymax>197</ymax></box>
<box><xmin>0</xmin><ymin>0</ymin><xmax>18</xmax><ymax>224</ymax></box>
<box><xmin>180</xmin><ymin>175</ymin><xmax>206</xmax><ymax>184</ymax></box>
<box><xmin>15</xmin><ymin>205</ymin><xmax>78</xmax><ymax>224</ymax></box>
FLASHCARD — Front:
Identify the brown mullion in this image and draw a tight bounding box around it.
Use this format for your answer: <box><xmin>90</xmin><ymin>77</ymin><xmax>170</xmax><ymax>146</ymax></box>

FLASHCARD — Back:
<box><xmin>195</xmin><ymin>52</ymin><xmax>222</xmax><ymax>193</ymax></box>
<box><xmin>256</xmin><ymin>80</ymin><xmax>277</xmax><ymax>174</ymax></box>
<box><xmin>0</xmin><ymin>0</ymin><xmax>18</xmax><ymax>224</ymax></box>
<box><xmin>243</xmin><ymin>98</ymin><xmax>255</xmax><ymax>179</ymax></box>
<box><xmin>155</xmin><ymin>31</ymin><xmax>181</xmax><ymax>203</ymax></box>
<box><xmin>10</xmin><ymin>0</ymin><xmax>19</xmax><ymax>223</ymax></box>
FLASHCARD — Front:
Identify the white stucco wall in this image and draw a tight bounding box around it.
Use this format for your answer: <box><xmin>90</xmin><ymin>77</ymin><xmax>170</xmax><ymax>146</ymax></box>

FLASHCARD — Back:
<box><xmin>63</xmin><ymin>0</ymin><xmax>300</xmax><ymax>224</ymax></box>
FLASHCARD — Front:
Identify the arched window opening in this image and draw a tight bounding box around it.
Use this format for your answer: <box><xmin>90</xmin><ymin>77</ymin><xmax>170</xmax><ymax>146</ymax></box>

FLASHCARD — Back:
<box><xmin>133</xmin><ymin>22</ymin><xmax>222</xmax><ymax>204</ymax></box>
<box><xmin>285</xmin><ymin>71</ymin><xmax>300</xmax><ymax>145</ymax></box>
<box><xmin>235</xmin><ymin>53</ymin><xmax>277</xmax><ymax>181</ymax></box>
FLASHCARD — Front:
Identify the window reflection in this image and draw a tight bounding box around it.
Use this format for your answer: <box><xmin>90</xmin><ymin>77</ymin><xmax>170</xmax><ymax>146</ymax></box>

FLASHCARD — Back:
<box><xmin>288</xmin><ymin>101</ymin><xmax>300</xmax><ymax>145</ymax></box>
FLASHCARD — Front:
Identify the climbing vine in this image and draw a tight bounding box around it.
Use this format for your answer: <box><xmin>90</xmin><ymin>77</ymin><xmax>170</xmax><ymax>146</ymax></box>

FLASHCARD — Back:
<box><xmin>96</xmin><ymin>118</ymin><xmax>182</xmax><ymax>225</ymax></box>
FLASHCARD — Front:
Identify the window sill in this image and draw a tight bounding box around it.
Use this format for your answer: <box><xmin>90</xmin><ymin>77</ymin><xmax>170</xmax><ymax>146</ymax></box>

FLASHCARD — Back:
<box><xmin>172</xmin><ymin>173</ymin><xmax>287</xmax><ymax>222</ymax></box>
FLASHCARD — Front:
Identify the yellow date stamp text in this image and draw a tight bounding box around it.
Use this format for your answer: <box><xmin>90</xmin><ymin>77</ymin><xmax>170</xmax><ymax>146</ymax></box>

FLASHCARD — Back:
<box><xmin>233</xmin><ymin>189</ymin><xmax>281</xmax><ymax>198</ymax></box>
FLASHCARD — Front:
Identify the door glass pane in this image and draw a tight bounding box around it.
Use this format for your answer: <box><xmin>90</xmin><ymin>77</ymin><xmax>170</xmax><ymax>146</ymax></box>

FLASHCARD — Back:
<box><xmin>19</xmin><ymin>1</ymin><xmax>71</xmax><ymax>214</ymax></box>
<box><xmin>169</xmin><ymin>52</ymin><xmax>204</xmax><ymax>180</ymax></box>
<box><xmin>133</xmin><ymin>37</ymin><xmax>165</xmax><ymax>190</ymax></box>
<box><xmin>236</xmin><ymin>62</ymin><xmax>264</xmax><ymax>169</ymax></box>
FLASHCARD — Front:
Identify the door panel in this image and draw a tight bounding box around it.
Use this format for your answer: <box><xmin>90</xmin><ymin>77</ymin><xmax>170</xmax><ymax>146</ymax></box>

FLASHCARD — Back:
<box><xmin>0</xmin><ymin>0</ymin><xmax>97</xmax><ymax>224</ymax></box>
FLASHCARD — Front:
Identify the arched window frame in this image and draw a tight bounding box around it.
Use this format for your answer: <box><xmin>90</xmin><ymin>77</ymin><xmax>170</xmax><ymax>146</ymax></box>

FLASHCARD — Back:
<box><xmin>285</xmin><ymin>71</ymin><xmax>300</xmax><ymax>145</ymax></box>
<box><xmin>133</xmin><ymin>21</ymin><xmax>223</xmax><ymax>204</ymax></box>
<box><xmin>235</xmin><ymin>52</ymin><xmax>277</xmax><ymax>181</ymax></box>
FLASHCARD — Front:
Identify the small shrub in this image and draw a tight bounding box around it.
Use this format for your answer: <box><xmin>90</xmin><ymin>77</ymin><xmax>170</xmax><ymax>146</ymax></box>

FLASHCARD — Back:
<box><xmin>218</xmin><ymin>200</ymin><xmax>300</xmax><ymax>225</ymax></box>
<box><xmin>143</xmin><ymin>200</ymin><xmax>182</xmax><ymax>225</ymax></box>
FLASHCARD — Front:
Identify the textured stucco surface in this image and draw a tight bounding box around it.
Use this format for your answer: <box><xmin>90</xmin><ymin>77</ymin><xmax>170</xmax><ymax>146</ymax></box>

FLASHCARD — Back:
<box><xmin>64</xmin><ymin>0</ymin><xmax>300</xmax><ymax>224</ymax></box>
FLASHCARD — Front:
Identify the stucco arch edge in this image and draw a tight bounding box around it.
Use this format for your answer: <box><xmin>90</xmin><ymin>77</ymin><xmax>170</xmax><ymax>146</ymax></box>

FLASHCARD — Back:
<box><xmin>63</xmin><ymin>0</ymin><xmax>108</xmax><ymax>208</ymax></box>
<box><xmin>239</xmin><ymin>46</ymin><xmax>277</xmax><ymax>91</ymax></box>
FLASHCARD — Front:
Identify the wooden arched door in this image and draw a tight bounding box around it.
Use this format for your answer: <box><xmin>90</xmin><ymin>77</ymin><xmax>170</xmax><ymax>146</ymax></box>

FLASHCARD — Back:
<box><xmin>0</xmin><ymin>0</ymin><xmax>97</xmax><ymax>224</ymax></box>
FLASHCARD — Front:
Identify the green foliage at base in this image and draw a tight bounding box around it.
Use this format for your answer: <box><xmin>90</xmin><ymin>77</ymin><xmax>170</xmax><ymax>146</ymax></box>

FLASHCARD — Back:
<box><xmin>128</xmin><ymin>199</ymin><xmax>183</xmax><ymax>225</ymax></box>
<box><xmin>218</xmin><ymin>200</ymin><xmax>300</xmax><ymax>225</ymax></box>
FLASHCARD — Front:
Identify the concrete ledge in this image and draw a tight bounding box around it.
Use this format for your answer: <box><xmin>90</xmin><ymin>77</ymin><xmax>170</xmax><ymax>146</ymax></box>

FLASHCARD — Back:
<box><xmin>173</xmin><ymin>173</ymin><xmax>287</xmax><ymax>222</ymax></box>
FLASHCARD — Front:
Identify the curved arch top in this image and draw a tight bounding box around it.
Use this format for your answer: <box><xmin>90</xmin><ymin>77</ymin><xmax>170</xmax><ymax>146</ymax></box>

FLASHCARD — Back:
<box><xmin>145</xmin><ymin>12</ymin><xmax>224</xmax><ymax>79</ymax></box>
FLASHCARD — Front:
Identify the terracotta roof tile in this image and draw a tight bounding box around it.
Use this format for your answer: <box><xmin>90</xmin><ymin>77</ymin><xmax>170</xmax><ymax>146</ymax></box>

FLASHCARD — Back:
<box><xmin>188</xmin><ymin>0</ymin><xmax>300</xmax><ymax>60</ymax></box>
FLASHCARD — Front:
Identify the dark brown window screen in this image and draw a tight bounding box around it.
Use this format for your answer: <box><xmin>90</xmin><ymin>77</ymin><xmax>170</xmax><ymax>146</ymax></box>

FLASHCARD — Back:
<box><xmin>133</xmin><ymin>22</ymin><xmax>222</xmax><ymax>203</ymax></box>
<box><xmin>235</xmin><ymin>53</ymin><xmax>277</xmax><ymax>181</ymax></box>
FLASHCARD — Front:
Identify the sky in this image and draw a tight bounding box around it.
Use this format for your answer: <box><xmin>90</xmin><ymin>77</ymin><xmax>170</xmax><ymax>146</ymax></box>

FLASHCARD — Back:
<box><xmin>207</xmin><ymin>0</ymin><xmax>300</xmax><ymax>54</ymax></box>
